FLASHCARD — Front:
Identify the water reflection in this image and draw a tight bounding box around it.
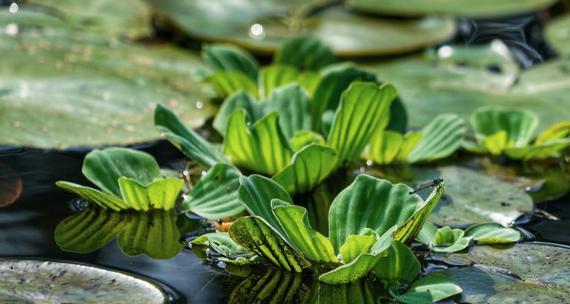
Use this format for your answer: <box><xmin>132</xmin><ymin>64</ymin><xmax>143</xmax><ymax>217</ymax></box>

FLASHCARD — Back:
<box><xmin>0</xmin><ymin>161</ymin><xmax>22</xmax><ymax>208</ymax></box>
<box><xmin>55</xmin><ymin>208</ymin><xmax>185</xmax><ymax>259</ymax></box>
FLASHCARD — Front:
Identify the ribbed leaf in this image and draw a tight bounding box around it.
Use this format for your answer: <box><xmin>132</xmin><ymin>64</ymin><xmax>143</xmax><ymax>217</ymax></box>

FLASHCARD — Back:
<box><xmin>229</xmin><ymin>216</ymin><xmax>311</xmax><ymax>272</ymax></box>
<box><xmin>182</xmin><ymin>164</ymin><xmax>243</xmax><ymax>219</ymax></box>
<box><xmin>464</xmin><ymin>223</ymin><xmax>521</xmax><ymax>244</ymax></box>
<box><xmin>311</xmin><ymin>65</ymin><xmax>376</xmax><ymax>131</ymax></box>
<box><xmin>238</xmin><ymin>175</ymin><xmax>293</xmax><ymax>241</ymax></box>
<box><xmin>207</xmin><ymin>71</ymin><xmax>258</xmax><ymax>97</ymax></box>
<box><xmin>55</xmin><ymin>181</ymin><xmax>128</xmax><ymax>211</ymax></box>
<box><xmin>213</xmin><ymin>91</ymin><xmax>263</xmax><ymax>136</ymax></box>
<box><xmin>263</xmin><ymin>84</ymin><xmax>311</xmax><ymax>139</ymax></box>
<box><xmin>223</xmin><ymin>110</ymin><xmax>293</xmax><ymax>175</ymax></box>
<box><xmin>155</xmin><ymin>103</ymin><xmax>227</xmax><ymax>168</ymax></box>
<box><xmin>298</xmin><ymin>71</ymin><xmax>321</xmax><ymax>96</ymax></box>
<box><xmin>118</xmin><ymin>211</ymin><xmax>184</xmax><ymax>259</ymax></box>
<box><xmin>319</xmin><ymin>226</ymin><xmax>396</xmax><ymax>284</ymax></box>
<box><xmin>430</xmin><ymin>226</ymin><xmax>470</xmax><ymax>253</ymax></box>
<box><xmin>505</xmin><ymin>139</ymin><xmax>570</xmax><ymax>160</ymax></box>
<box><xmin>273</xmin><ymin>144</ymin><xmax>338</xmax><ymax>194</ymax></box>
<box><xmin>329</xmin><ymin>175</ymin><xmax>420</xmax><ymax>251</ymax></box>
<box><xmin>416</xmin><ymin>222</ymin><xmax>438</xmax><ymax>245</ymax></box>
<box><xmin>362</xmin><ymin>130</ymin><xmax>403</xmax><ymax>165</ymax></box>
<box><xmin>471</xmin><ymin>106</ymin><xmax>538</xmax><ymax>151</ymax></box>
<box><xmin>274</xmin><ymin>36</ymin><xmax>336</xmax><ymax>71</ymax></box>
<box><xmin>327</xmin><ymin>82</ymin><xmax>395</xmax><ymax>168</ymax></box>
<box><xmin>272</xmin><ymin>203</ymin><xmax>337</xmax><ymax>263</ymax></box>
<box><xmin>55</xmin><ymin>208</ymin><xmax>126</xmax><ymax>253</ymax></box>
<box><xmin>289</xmin><ymin>131</ymin><xmax>325</xmax><ymax>152</ymax></box>
<box><xmin>82</xmin><ymin>147</ymin><xmax>161</xmax><ymax>197</ymax></box>
<box><xmin>118</xmin><ymin>177</ymin><xmax>183</xmax><ymax>211</ymax></box>
<box><xmin>535</xmin><ymin>121</ymin><xmax>570</xmax><ymax>144</ymax></box>
<box><xmin>407</xmin><ymin>114</ymin><xmax>466</xmax><ymax>163</ymax></box>
<box><xmin>393</xmin><ymin>182</ymin><xmax>445</xmax><ymax>244</ymax></box>
<box><xmin>191</xmin><ymin>232</ymin><xmax>247</xmax><ymax>258</ymax></box>
<box><xmin>394</xmin><ymin>131</ymin><xmax>423</xmax><ymax>163</ymax></box>
<box><xmin>227</xmin><ymin>270</ymin><xmax>309</xmax><ymax>304</ymax></box>
<box><xmin>339</xmin><ymin>229</ymin><xmax>377</xmax><ymax>263</ymax></box>
<box><xmin>202</xmin><ymin>44</ymin><xmax>259</xmax><ymax>80</ymax></box>
<box><xmin>392</xmin><ymin>274</ymin><xmax>462</xmax><ymax>304</ymax></box>
<box><xmin>374</xmin><ymin>241</ymin><xmax>420</xmax><ymax>287</ymax></box>
<box><xmin>258</xmin><ymin>65</ymin><xmax>299</xmax><ymax>98</ymax></box>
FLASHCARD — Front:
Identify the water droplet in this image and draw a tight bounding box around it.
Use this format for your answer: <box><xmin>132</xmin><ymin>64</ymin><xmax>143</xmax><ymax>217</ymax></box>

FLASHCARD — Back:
<box><xmin>201</xmin><ymin>171</ymin><xmax>207</xmax><ymax>177</ymax></box>
<box><xmin>195</xmin><ymin>100</ymin><xmax>204</xmax><ymax>109</ymax></box>
<box><xmin>5</xmin><ymin>23</ymin><xmax>18</xmax><ymax>36</ymax></box>
<box><xmin>366</xmin><ymin>160</ymin><xmax>373</xmax><ymax>167</ymax></box>
<box><xmin>8</xmin><ymin>2</ymin><xmax>18</xmax><ymax>14</ymax></box>
<box><xmin>249</xmin><ymin>23</ymin><xmax>265</xmax><ymax>39</ymax></box>
<box><xmin>437</xmin><ymin>45</ymin><xmax>453</xmax><ymax>58</ymax></box>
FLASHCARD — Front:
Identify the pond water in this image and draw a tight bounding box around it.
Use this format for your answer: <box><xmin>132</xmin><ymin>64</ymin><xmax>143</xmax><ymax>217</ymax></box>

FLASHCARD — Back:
<box><xmin>1</xmin><ymin>142</ymin><xmax>568</xmax><ymax>303</ymax></box>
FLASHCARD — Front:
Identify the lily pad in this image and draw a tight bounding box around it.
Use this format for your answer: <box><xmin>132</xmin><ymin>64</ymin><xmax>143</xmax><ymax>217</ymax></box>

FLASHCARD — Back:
<box><xmin>347</xmin><ymin>0</ymin><xmax>557</xmax><ymax>18</ymax></box>
<box><xmin>0</xmin><ymin>7</ymin><xmax>214</xmax><ymax>149</ymax></box>
<box><xmin>371</xmin><ymin>42</ymin><xmax>570</xmax><ymax>131</ymax></box>
<box><xmin>545</xmin><ymin>14</ymin><xmax>570</xmax><ymax>58</ymax></box>
<box><xmin>147</xmin><ymin>1</ymin><xmax>456</xmax><ymax>56</ymax></box>
<box><xmin>0</xmin><ymin>259</ymin><xmax>167</xmax><ymax>303</ymax></box>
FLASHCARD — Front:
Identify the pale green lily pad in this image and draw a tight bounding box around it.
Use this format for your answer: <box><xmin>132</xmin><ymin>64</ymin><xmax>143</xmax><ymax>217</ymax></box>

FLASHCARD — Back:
<box><xmin>545</xmin><ymin>14</ymin><xmax>570</xmax><ymax>58</ymax></box>
<box><xmin>348</xmin><ymin>0</ymin><xmax>557</xmax><ymax>18</ymax></box>
<box><xmin>435</xmin><ymin>243</ymin><xmax>570</xmax><ymax>303</ymax></box>
<box><xmin>0</xmin><ymin>8</ymin><xmax>214</xmax><ymax>149</ymax></box>
<box><xmin>147</xmin><ymin>1</ymin><xmax>455</xmax><ymax>56</ymax></box>
<box><xmin>371</xmin><ymin>42</ymin><xmax>570</xmax><ymax>131</ymax></box>
<box><xmin>412</xmin><ymin>166</ymin><xmax>533</xmax><ymax>226</ymax></box>
<box><xmin>0</xmin><ymin>259</ymin><xmax>167</xmax><ymax>303</ymax></box>
<box><xmin>29</xmin><ymin>0</ymin><xmax>152</xmax><ymax>38</ymax></box>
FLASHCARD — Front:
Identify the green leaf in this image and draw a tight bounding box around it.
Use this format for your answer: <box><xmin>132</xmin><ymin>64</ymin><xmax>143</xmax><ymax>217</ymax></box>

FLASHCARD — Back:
<box><xmin>362</xmin><ymin>130</ymin><xmax>404</xmax><ymax>165</ymax></box>
<box><xmin>82</xmin><ymin>148</ymin><xmax>161</xmax><ymax>197</ymax></box>
<box><xmin>207</xmin><ymin>71</ymin><xmax>258</xmax><ymax>97</ymax></box>
<box><xmin>471</xmin><ymin>106</ymin><xmax>539</xmax><ymax>152</ymax></box>
<box><xmin>339</xmin><ymin>229</ymin><xmax>377</xmax><ymax>263</ymax></box>
<box><xmin>327</xmin><ymin>82</ymin><xmax>395</xmax><ymax>168</ymax></box>
<box><xmin>430</xmin><ymin>226</ymin><xmax>471</xmax><ymax>253</ymax></box>
<box><xmin>393</xmin><ymin>182</ymin><xmax>445</xmax><ymax>244</ymax></box>
<box><xmin>546</xmin><ymin>15</ymin><xmax>570</xmax><ymax>58</ymax></box>
<box><xmin>55</xmin><ymin>181</ymin><xmax>129</xmax><ymax>211</ymax></box>
<box><xmin>393</xmin><ymin>274</ymin><xmax>462</xmax><ymax>304</ymax></box>
<box><xmin>202</xmin><ymin>44</ymin><xmax>259</xmax><ymax>80</ymax></box>
<box><xmin>289</xmin><ymin>131</ymin><xmax>326</xmax><ymax>152</ymax></box>
<box><xmin>182</xmin><ymin>164</ymin><xmax>243</xmax><ymax>219</ymax></box>
<box><xmin>227</xmin><ymin>270</ymin><xmax>309</xmax><ymax>304</ymax></box>
<box><xmin>155</xmin><ymin>103</ymin><xmax>227</xmax><ymax>168</ymax></box>
<box><xmin>504</xmin><ymin>139</ymin><xmax>570</xmax><ymax>161</ymax></box>
<box><xmin>535</xmin><ymin>121</ymin><xmax>570</xmax><ymax>144</ymax></box>
<box><xmin>213</xmin><ymin>91</ymin><xmax>263</xmax><ymax>136</ymax></box>
<box><xmin>273</xmin><ymin>144</ymin><xmax>338</xmax><ymax>194</ymax></box>
<box><xmin>329</xmin><ymin>175</ymin><xmax>420</xmax><ymax>251</ymax></box>
<box><xmin>229</xmin><ymin>216</ymin><xmax>310</xmax><ymax>272</ymax></box>
<box><xmin>311</xmin><ymin>65</ymin><xmax>376</xmax><ymax>131</ymax></box>
<box><xmin>464</xmin><ymin>223</ymin><xmax>521</xmax><ymax>244</ymax></box>
<box><xmin>191</xmin><ymin>232</ymin><xmax>247</xmax><ymax>258</ymax></box>
<box><xmin>118</xmin><ymin>177</ymin><xmax>183</xmax><ymax>211</ymax></box>
<box><xmin>238</xmin><ymin>175</ymin><xmax>293</xmax><ymax>241</ymax></box>
<box><xmin>54</xmin><ymin>208</ymin><xmax>127</xmax><ymax>253</ymax></box>
<box><xmin>374</xmin><ymin>241</ymin><xmax>420</xmax><ymax>286</ymax></box>
<box><xmin>319</xmin><ymin>226</ymin><xmax>396</xmax><ymax>284</ymax></box>
<box><xmin>274</xmin><ymin>36</ymin><xmax>336</xmax><ymax>71</ymax></box>
<box><xmin>407</xmin><ymin>114</ymin><xmax>466</xmax><ymax>163</ymax></box>
<box><xmin>416</xmin><ymin>222</ymin><xmax>438</xmax><ymax>245</ymax></box>
<box><xmin>117</xmin><ymin>210</ymin><xmax>184</xmax><ymax>259</ymax></box>
<box><xmin>263</xmin><ymin>84</ymin><xmax>312</xmax><ymax>139</ymax></box>
<box><xmin>316</xmin><ymin>279</ymin><xmax>376</xmax><ymax>304</ymax></box>
<box><xmin>223</xmin><ymin>110</ymin><xmax>293</xmax><ymax>175</ymax></box>
<box><xmin>258</xmin><ymin>65</ymin><xmax>299</xmax><ymax>98</ymax></box>
<box><xmin>298</xmin><ymin>71</ymin><xmax>321</xmax><ymax>96</ymax></box>
<box><xmin>394</xmin><ymin>131</ymin><xmax>424</xmax><ymax>163</ymax></box>
<box><xmin>272</xmin><ymin>203</ymin><xmax>337</xmax><ymax>263</ymax></box>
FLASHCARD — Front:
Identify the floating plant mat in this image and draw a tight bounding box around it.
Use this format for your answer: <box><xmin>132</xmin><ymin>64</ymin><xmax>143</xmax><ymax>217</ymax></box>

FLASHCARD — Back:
<box><xmin>432</xmin><ymin>243</ymin><xmax>570</xmax><ymax>303</ymax></box>
<box><xmin>370</xmin><ymin>42</ymin><xmax>570</xmax><ymax>131</ymax></box>
<box><xmin>545</xmin><ymin>14</ymin><xmax>570</xmax><ymax>58</ymax></box>
<box><xmin>347</xmin><ymin>0</ymin><xmax>558</xmax><ymax>18</ymax></box>
<box><xmin>28</xmin><ymin>0</ymin><xmax>152</xmax><ymax>38</ymax></box>
<box><xmin>146</xmin><ymin>1</ymin><xmax>456</xmax><ymax>56</ymax></box>
<box><xmin>0</xmin><ymin>259</ymin><xmax>167</xmax><ymax>304</ymax></box>
<box><xmin>0</xmin><ymin>8</ymin><xmax>215</xmax><ymax>149</ymax></box>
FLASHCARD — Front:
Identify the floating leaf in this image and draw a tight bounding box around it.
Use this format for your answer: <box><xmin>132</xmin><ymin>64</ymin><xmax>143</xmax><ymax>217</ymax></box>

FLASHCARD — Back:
<box><xmin>339</xmin><ymin>229</ymin><xmax>378</xmax><ymax>263</ymax></box>
<box><xmin>327</xmin><ymin>82</ymin><xmax>395</xmax><ymax>168</ymax></box>
<box><xmin>274</xmin><ymin>36</ymin><xmax>336</xmax><ymax>71</ymax></box>
<box><xmin>535</xmin><ymin>121</ymin><xmax>570</xmax><ymax>144</ymax></box>
<box><xmin>206</xmin><ymin>71</ymin><xmax>258</xmax><ymax>98</ymax></box>
<box><xmin>223</xmin><ymin>111</ymin><xmax>293</xmax><ymax>175</ymax></box>
<box><xmin>155</xmin><ymin>104</ymin><xmax>227</xmax><ymax>168</ymax></box>
<box><xmin>504</xmin><ymin>139</ymin><xmax>570</xmax><ymax>161</ymax></box>
<box><xmin>229</xmin><ymin>216</ymin><xmax>310</xmax><ymax>272</ymax></box>
<box><xmin>202</xmin><ymin>44</ymin><xmax>259</xmax><ymax>80</ymax></box>
<box><xmin>430</xmin><ymin>227</ymin><xmax>471</xmax><ymax>253</ymax></box>
<box><xmin>273</xmin><ymin>144</ymin><xmax>338</xmax><ymax>194</ymax></box>
<box><xmin>374</xmin><ymin>241</ymin><xmax>420</xmax><ymax>287</ymax></box>
<box><xmin>392</xmin><ymin>274</ymin><xmax>462</xmax><ymax>304</ymax></box>
<box><xmin>118</xmin><ymin>177</ymin><xmax>183</xmax><ymax>211</ymax></box>
<box><xmin>258</xmin><ymin>65</ymin><xmax>299</xmax><ymax>98</ymax></box>
<box><xmin>191</xmin><ymin>232</ymin><xmax>248</xmax><ymax>258</ymax></box>
<box><xmin>56</xmin><ymin>181</ymin><xmax>129</xmax><ymax>211</ymax></box>
<box><xmin>263</xmin><ymin>84</ymin><xmax>312</xmax><ymax>139</ymax></box>
<box><xmin>212</xmin><ymin>91</ymin><xmax>263</xmax><ymax>137</ymax></box>
<box><xmin>464</xmin><ymin>223</ymin><xmax>521</xmax><ymax>244</ymax></box>
<box><xmin>289</xmin><ymin>131</ymin><xmax>326</xmax><ymax>152</ymax></box>
<box><xmin>363</xmin><ymin>130</ymin><xmax>404</xmax><ymax>165</ymax></box>
<box><xmin>182</xmin><ymin>164</ymin><xmax>243</xmax><ymax>219</ymax></box>
<box><xmin>407</xmin><ymin>114</ymin><xmax>466</xmax><ymax>163</ymax></box>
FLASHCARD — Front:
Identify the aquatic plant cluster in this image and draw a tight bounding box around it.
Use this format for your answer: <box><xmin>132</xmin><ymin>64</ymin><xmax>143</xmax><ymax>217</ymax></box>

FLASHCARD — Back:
<box><xmin>53</xmin><ymin>36</ymin><xmax>570</xmax><ymax>303</ymax></box>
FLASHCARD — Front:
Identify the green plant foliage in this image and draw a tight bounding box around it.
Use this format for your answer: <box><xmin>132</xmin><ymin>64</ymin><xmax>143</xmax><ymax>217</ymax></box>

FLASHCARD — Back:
<box><xmin>181</xmin><ymin>164</ymin><xmax>243</xmax><ymax>219</ymax></box>
<box><xmin>190</xmin><ymin>232</ymin><xmax>255</xmax><ymax>265</ymax></box>
<box><xmin>55</xmin><ymin>208</ymin><xmax>184</xmax><ymax>259</ymax></box>
<box><xmin>363</xmin><ymin>113</ymin><xmax>465</xmax><ymax>165</ymax></box>
<box><xmin>316</xmin><ymin>279</ymin><xmax>376</xmax><ymax>304</ymax></box>
<box><xmin>263</xmin><ymin>84</ymin><xmax>312</xmax><ymax>139</ymax></box>
<box><xmin>468</xmin><ymin>106</ymin><xmax>570</xmax><ymax>160</ymax></box>
<box><xmin>374</xmin><ymin>241</ymin><xmax>420</xmax><ymax>287</ymax></box>
<box><xmin>339</xmin><ymin>229</ymin><xmax>378</xmax><ymax>263</ymax></box>
<box><xmin>545</xmin><ymin>14</ymin><xmax>570</xmax><ymax>58</ymax></box>
<box><xmin>258</xmin><ymin>65</ymin><xmax>300</xmax><ymax>98</ymax></box>
<box><xmin>430</xmin><ymin>227</ymin><xmax>471</xmax><ymax>253</ymax></box>
<box><xmin>464</xmin><ymin>223</ymin><xmax>521</xmax><ymax>244</ymax></box>
<box><xmin>207</xmin><ymin>71</ymin><xmax>258</xmax><ymax>97</ymax></box>
<box><xmin>227</xmin><ymin>270</ymin><xmax>309</xmax><ymax>304</ymax></box>
<box><xmin>57</xmin><ymin>148</ymin><xmax>183</xmax><ymax>211</ymax></box>
<box><xmin>202</xmin><ymin>44</ymin><xmax>259</xmax><ymax>80</ymax></box>
<box><xmin>274</xmin><ymin>36</ymin><xmax>337</xmax><ymax>71</ymax></box>
<box><xmin>391</xmin><ymin>274</ymin><xmax>463</xmax><ymax>304</ymax></box>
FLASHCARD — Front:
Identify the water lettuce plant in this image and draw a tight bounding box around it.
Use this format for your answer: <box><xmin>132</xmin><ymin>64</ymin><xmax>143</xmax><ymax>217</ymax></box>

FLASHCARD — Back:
<box><xmin>465</xmin><ymin>106</ymin><xmax>570</xmax><ymax>160</ymax></box>
<box><xmin>56</xmin><ymin>148</ymin><xmax>184</xmax><ymax>211</ymax></box>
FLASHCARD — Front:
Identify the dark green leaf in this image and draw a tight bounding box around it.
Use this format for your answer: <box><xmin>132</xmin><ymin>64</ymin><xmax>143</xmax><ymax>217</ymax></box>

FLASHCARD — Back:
<box><xmin>202</xmin><ymin>44</ymin><xmax>259</xmax><ymax>80</ymax></box>
<box><xmin>274</xmin><ymin>36</ymin><xmax>336</xmax><ymax>71</ymax></box>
